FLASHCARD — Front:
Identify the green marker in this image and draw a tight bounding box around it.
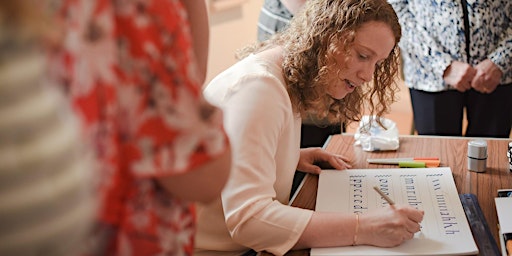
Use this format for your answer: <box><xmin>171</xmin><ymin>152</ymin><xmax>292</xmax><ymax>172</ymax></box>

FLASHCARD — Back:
<box><xmin>398</xmin><ymin>161</ymin><xmax>426</xmax><ymax>168</ymax></box>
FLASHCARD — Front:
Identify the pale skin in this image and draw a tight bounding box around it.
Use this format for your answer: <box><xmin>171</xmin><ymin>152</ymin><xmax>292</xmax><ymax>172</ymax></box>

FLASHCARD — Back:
<box><xmin>181</xmin><ymin>0</ymin><xmax>210</xmax><ymax>83</ymax></box>
<box><xmin>443</xmin><ymin>59</ymin><xmax>503</xmax><ymax>94</ymax></box>
<box><xmin>297</xmin><ymin>147</ymin><xmax>351</xmax><ymax>174</ymax></box>
<box><xmin>157</xmin><ymin>146</ymin><xmax>231</xmax><ymax>203</ymax></box>
<box><xmin>470</xmin><ymin>59</ymin><xmax>503</xmax><ymax>94</ymax></box>
<box><xmin>261</xmin><ymin>21</ymin><xmax>424</xmax><ymax>249</ymax></box>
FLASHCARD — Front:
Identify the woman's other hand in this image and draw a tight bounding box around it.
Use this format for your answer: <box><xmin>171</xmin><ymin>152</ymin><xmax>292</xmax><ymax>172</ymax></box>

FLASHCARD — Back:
<box><xmin>297</xmin><ymin>147</ymin><xmax>351</xmax><ymax>174</ymax></box>
<box><xmin>443</xmin><ymin>61</ymin><xmax>476</xmax><ymax>92</ymax></box>
<box><xmin>471</xmin><ymin>59</ymin><xmax>502</xmax><ymax>94</ymax></box>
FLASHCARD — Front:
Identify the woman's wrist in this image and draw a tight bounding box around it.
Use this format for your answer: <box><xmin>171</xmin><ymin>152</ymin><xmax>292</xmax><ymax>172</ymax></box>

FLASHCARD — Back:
<box><xmin>352</xmin><ymin>213</ymin><xmax>359</xmax><ymax>245</ymax></box>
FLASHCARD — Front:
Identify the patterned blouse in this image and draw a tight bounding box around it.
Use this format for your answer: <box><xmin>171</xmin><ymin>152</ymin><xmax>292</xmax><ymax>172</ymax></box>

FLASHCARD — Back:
<box><xmin>48</xmin><ymin>0</ymin><xmax>227</xmax><ymax>255</ymax></box>
<box><xmin>389</xmin><ymin>0</ymin><xmax>512</xmax><ymax>92</ymax></box>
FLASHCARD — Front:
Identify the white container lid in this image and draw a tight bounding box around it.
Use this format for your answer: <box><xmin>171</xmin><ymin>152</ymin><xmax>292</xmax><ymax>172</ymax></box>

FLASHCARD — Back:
<box><xmin>467</xmin><ymin>140</ymin><xmax>487</xmax><ymax>159</ymax></box>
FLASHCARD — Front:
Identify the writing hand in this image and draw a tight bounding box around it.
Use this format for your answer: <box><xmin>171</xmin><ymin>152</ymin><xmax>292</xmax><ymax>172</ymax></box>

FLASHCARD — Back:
<box><xmin>443</xmin><ymin>61</ymin><xmax>476</xmax><ymax>92</ymax></box>
<box><xmin>297</xmin><ymin>147</ymin><xmax>351</xmax><ymax>174</ymax></box>
<box><xmin>470</xmin><ymin>59</ymin><xmax>502</xmax><ymax>94</ymax></box>
<box><xmin>356</xmin><ymin>205</ymin><xmax>424</xmax><ymax>247</ymax></box>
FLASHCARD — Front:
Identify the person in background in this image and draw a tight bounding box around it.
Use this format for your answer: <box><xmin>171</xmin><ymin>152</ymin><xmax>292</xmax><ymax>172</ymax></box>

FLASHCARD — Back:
<box><xmin>0</xmin><ymin>1</ymin><xmax>95</xmax><ymax>255</ymax></box>
<box><xmin>257</xmin><ymin>0</ymin><xmax>341</xmax><ymax>195</ymax></box>
<box><xmin>389</xmin><ymin>0</ymin><xmax>511</xmax><ymax>137</ymax></box>
<box><xmin>257</xmin><ymin>0</ymin><xmax>305</xmax><ymax>42</ymax></box>
<box><xmin>47</xmin><ymin>0</ymin><xmax>231</xmax><ymax>255</ymax></box>
<box><xmin>195</xmin><ymin>0</ymin><xmax>424</xmax><ymax>255</ymax></box>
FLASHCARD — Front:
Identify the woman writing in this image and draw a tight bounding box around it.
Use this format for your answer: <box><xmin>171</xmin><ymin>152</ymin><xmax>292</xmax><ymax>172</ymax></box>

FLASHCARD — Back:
<box><xmin>195</xmin><ymin>0</ymin><xmax>424</xmax><ymax>255</ymax></box>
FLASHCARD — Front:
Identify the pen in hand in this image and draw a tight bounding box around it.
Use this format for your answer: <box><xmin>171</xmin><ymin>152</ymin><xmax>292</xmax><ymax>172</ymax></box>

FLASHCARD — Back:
<box><xmin>373</xmin><ymin>186</ymin><xmax>395</xmax><ymax>205</ymax></box>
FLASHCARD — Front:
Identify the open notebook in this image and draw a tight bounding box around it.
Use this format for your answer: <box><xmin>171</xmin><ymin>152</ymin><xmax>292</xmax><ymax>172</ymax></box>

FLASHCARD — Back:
<box><xmin>312</xmin><ymin>167</ymin><xmax>478</xmax><ymax>256</ymax></box>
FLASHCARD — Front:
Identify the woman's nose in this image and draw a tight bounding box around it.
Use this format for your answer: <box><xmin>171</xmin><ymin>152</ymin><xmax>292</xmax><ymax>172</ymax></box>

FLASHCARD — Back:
<box><xmin>358</xmin><ymin>63</ymin><xmax>374</xmax><ymax>82</ymax></box>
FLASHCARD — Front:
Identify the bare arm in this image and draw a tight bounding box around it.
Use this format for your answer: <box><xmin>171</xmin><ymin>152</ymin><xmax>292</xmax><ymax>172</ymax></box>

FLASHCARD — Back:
<box><xmin>294</xmin><ymin>205</ymin><xmax>424</xmax><ymax>249</ymax></box>
<box><xmin>156</xmin><ymin>100</ymin><xmax>231</xmax><ymax>204</ymax></box>
<box><xmin>157</xmin><ymin>145</ymin><xmax>231</xmax><ymax>204</ymax></box>
<box><xmin>294</xmin><ymin>212</ymin><xmax>357</xmax><ymax>249</ymax></box>
<box><xmin>181</xmin><ymin>0</ymin><xmax>210</xmax><ymax>83</ymax></box>
<box><xmin>154</xmin><ymin>1</ymin><xmax>229</xmax><ymax>205</ymax></box>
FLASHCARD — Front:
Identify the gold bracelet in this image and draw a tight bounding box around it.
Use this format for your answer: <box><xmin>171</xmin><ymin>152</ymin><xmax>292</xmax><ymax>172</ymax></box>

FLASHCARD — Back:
<box><xmin>352</xmin><ymin>213</ymin><xmax>359</xmax><ymax>246</ymax></box>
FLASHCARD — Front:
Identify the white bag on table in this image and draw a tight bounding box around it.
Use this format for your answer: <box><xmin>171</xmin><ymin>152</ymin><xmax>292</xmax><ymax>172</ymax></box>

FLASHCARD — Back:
<box><xmin>354</xmin><ymin>115</ymin><xmax>399</xmax><ymax>151</ymax></box>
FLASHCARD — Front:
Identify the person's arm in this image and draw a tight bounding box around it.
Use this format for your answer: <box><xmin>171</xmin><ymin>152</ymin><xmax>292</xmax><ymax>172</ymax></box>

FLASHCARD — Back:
<box><xmin>294</xmin><ymin>205</ymin><xmax>424</xmax><ymax>249</ymax></box>
<box><xmin>157</xmin><ymin>144</ymin><xmax>231</xmax><ymax>204</ymax></box>
<box><xmin>204</xmin><ymin>72</ymin><xmax>315</xmax><ymax>255</ymax></box>
<box><xmin>145</xmin><ymin>0</ymin><xmax>229</xmax><ymax>204</ymax></box>
<box><xmin>155</xmin><ymin>95</ymin><xmax>231</xmax><ymax>204</ymax></box>
<box><xmin>484</xmin><ymin>1</ymin><xmax>512</xmax><ymax>86</ymax></box>
<box><xmin>472</xmin><ymin>1</ymin><xmax>511</xmax><ymax>92</ymax></box>
<box><xmin>152</xmin><ymin>97</ymin><xmax>231</xmax><ymax>204</ymax></box>
<box><xmin>181</xmin><ymin>0</ymin><xmax>210</xmax><ymax>83</ymax></box>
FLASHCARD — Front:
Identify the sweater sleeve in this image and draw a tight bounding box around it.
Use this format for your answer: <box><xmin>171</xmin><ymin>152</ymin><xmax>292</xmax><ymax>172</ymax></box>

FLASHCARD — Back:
<box><xmin>206</xmin><ymin>72</ymin><xmax>313</xmax><ymax>255</ymax></box>
<box><xmin>488</xmin><ymin>1</ymin><xmax>512</xmax><ymax>84</ymax></box>
<box><xmin>388</xmin><ymin>0</ymin><xmax>455</xmax><ymax>90</ymax></box>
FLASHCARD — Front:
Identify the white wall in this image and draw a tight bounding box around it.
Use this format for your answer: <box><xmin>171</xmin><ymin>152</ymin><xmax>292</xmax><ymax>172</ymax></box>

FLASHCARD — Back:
<box><xmin>206</xmin><ymin>0</ymin><xmax>262</xmax><ymax>83</ymax></box>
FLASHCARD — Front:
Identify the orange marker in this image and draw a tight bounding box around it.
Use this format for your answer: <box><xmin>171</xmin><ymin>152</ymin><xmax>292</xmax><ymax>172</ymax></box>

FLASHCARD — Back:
<box><xmin>367</xmin><ymin>157</ymin><xmax>440</xmax><ymax>168</ymax></box>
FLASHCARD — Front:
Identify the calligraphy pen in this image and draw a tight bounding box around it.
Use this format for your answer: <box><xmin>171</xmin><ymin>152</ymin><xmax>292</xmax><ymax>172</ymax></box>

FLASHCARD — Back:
<box><xmin>373</xmin><ymin>186</ymin><xmax>395</xmax><ymax>205</ymax></box>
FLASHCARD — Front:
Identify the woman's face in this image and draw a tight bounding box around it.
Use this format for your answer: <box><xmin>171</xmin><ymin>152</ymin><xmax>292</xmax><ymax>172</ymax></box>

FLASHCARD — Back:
<box><xmin>327</xmin><ymin>21</ymin><xmax>396</xmax><ymax>100</ymax></box>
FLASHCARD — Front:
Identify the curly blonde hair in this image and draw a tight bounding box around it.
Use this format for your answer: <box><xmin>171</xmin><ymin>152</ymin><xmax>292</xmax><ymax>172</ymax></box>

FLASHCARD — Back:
<box><xmin>238</xmin><ymin>0</ymin><xmax>401</xmax><ymax>125</ymax></box>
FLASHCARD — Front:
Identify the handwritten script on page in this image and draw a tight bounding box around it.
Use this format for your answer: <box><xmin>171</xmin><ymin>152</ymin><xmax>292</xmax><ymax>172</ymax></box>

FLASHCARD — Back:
<box><xmin>312</xmin><ymin>167</ymin><xmax>478</xmax><ymax>256</ymax></box>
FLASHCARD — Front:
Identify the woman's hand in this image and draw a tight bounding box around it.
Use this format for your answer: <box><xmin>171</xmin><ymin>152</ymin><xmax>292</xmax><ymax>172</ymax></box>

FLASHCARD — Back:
<box><xmin>297</xmin><ymin>147</ymin><xmax>351</xmax><ymax>174</ymax></box>
<box><xmin>443</xmin><ymin>61</ymin><xmax>476</xmax><ymax>92</ymax></box>
<box><xmin>357</xmin><ymin>205</ymin><xmax>424</xmax><ymax>247</ymax></box>
<box><xmin>471</xmin><ymin>59</ymin><xmax>502</xmax><ymax>94</ymax></box>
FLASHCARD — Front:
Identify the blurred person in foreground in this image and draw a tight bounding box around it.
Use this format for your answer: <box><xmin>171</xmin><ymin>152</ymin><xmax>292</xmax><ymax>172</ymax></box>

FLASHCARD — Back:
<box><xmin>0</xmin><ymin>1</ymin><xmax>95</xmax><ymax>255</ymax></box>
<box><xmin>47</xmin><ymin>0</ymin><xmax>231</xmax><ymax>255</ymax></box>
<box><xmin>195</xmin><ymin>0</ymin><xmax>424</xmax><ymax>255</ymax></box>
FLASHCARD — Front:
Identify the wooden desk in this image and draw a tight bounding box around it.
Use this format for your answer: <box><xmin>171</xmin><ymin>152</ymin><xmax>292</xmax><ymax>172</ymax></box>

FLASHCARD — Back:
<box><xmin>264</xmin><ymin>134</ymin><xmax>512</xmax><ymax>256</ymax></box>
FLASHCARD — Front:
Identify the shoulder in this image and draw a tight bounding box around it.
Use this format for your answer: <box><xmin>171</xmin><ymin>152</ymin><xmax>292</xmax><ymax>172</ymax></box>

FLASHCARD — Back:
<box><xmin>204</xmin><ymin>54</ymin><xmax>289</xmax><ymax>108</ymax></box>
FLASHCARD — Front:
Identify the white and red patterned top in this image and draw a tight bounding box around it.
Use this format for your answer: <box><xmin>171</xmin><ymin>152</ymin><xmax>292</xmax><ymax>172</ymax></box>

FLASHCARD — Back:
<box><xmin>48</xmin><ymin>0</ymin><xmax>227</xmax><ymax>255</ymax></box>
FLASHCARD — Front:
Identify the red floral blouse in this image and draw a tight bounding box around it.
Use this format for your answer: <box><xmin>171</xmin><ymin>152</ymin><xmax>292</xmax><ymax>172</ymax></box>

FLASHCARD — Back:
<box><xmin>48</xmin><ymin>0</ymin><xmax>227</xmax><ymax>255</ymax></box>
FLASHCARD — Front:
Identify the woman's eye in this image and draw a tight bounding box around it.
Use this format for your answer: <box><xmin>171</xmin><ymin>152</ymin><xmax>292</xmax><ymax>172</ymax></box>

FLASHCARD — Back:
<box><xmin>358</xmin><ymin>54</ymin><xmax>368</xmax><ymax>60</ymax></box>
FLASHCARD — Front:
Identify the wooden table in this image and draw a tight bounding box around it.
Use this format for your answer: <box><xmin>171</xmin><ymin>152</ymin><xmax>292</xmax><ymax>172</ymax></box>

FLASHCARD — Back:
<box><xmin>262</xmin><ymin>134</ymin><xmax>512</xmax><ymax>256</ymax></box>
